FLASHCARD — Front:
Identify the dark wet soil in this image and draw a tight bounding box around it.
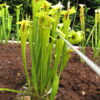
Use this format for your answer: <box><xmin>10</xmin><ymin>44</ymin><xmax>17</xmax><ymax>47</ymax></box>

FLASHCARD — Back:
<box><xmin>0</xmin><ymin>44</ymin><xmax>100</xmax><ymax>100</ymax></box>
<box><xmin>57</xmin><ymin>47</ymin><xmax>100</xmax><ymax>100</ymax></box>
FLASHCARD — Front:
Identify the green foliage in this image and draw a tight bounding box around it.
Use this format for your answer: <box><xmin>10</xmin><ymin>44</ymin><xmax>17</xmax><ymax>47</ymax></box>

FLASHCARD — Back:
<box><xmin>0</xmin><ymin>4</ymin><xmax>13</xmax><ymax>43</ymax></box>
<box><xmin>18</xmin><ymin>0</ymin><xmax>83</xmax><ymax>99</ymax></box>
<box><xmin>1</xmin><ymin>0</ymin><xmax>99</xmax><ymax>100</ymax></box>
<box><xmin>0</xmin><ymin>0</ymin><xmax>99</xmax><ymax>41</ymax></box>
<box><xmin>0</xmin><ymin>0</ymin><xmax>31</xmax><ymax>38</ymax></box>
<box><xmin>93</xmin><ymin>9</ymin><xmax>100</xmax><ymax>57</ymax></box>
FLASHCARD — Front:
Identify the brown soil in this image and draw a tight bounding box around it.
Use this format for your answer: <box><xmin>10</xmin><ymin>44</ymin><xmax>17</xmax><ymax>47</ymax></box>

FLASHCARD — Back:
<box><xmin>0</xmin><ymin>44</ymin><xmax>100</xmax><ymax>100</ymax></box>
<box><xmin>0</xmin><ymin>44</ymin><xmax>31</xmax><ymax>100</ymax></box>
<box><xmin>57</xmin><ymin>47</ymin><xmax>100</xmax><ymax>100</ymax></box>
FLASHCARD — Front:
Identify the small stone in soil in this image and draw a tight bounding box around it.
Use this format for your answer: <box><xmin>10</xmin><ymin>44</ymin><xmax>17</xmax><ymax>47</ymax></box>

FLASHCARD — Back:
<box><xmin>20</xmin><ymin>96</ymin><xmax>30</xmax><ymax>100</ymax></box>
<box><xmin>81</xmin><ymin>91</ymin><xmax>86</xmax><ymax>96</ymax></box>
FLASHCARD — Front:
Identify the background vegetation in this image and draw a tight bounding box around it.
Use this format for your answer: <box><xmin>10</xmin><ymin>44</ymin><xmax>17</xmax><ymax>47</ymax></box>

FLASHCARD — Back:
<box><xmin>0</xmin><ymin>0</ymin><xmax>100</xmax><ymax>42</ymax></box>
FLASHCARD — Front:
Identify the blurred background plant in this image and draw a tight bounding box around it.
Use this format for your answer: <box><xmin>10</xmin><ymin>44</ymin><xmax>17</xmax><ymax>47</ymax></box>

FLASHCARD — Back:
<box><xmin>0</xmin><ymin>0</ymin><xmax>31</xmax><ymax>38</ymax></box>
<box><xmin>0</xmin><ymin>4</ymin><xmax>13</xmax><ymax>43</ymax></box>
<box><xmin>0</xmin><ymin>0</ymin><xmax>99</xmax><ymax>44</ymax></box>
<box><xmin>93</xmin><ymin>9</ymin><xmax>100</xmax><ymax>58</ymax></box>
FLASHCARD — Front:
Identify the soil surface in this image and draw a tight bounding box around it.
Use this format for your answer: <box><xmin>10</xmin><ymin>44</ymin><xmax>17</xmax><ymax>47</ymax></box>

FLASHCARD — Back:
<box><xmin>0</xmin><ymin>44</ymin><xmax>100</xmax><ymax>100</ymax></box>
<box><xmin>57</xmin><ymin>47</ymin><xmax>100</xmax><ymax>100</ymax></box>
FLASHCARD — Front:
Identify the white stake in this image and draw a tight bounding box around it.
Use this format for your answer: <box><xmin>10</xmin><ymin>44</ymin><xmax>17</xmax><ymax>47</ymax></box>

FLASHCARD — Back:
<box><xmin>57</xmin><ymin>29</ymin><xmax>100</xmax><ymax>76</ymax></box>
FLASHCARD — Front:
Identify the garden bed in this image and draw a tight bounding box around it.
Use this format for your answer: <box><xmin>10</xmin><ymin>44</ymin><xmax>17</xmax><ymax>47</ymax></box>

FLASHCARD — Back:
<box><xmin>0</xmin><ymin>44</ymin><xmax>100</xmax><ymax>100</ymax></box>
